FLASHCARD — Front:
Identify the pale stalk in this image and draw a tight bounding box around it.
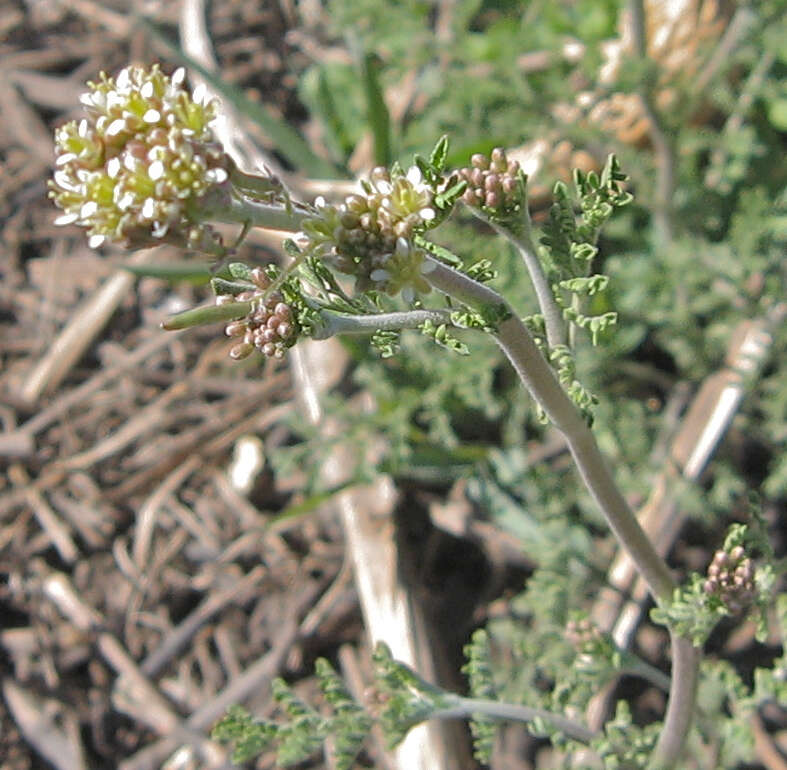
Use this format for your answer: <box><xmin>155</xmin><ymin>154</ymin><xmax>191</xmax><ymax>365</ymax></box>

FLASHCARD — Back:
<box><xmin>422</xmin><ymin>256</ymin><xmax>699</xmax><ymax>769</ymax></box>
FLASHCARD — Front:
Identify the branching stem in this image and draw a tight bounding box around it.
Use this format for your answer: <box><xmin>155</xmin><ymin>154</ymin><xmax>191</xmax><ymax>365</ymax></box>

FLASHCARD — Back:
<box><xmin>312</xmin><ymin>308</ymin><xmax>455</xmax><ymax>339</ymax></box>
<box><xmin>435</xmin><ymin>694</ymin><xmax>597</xmax><ymax>745</ymax></box>
<box><xmin>488</xmin><ymin>219</ymin><xmax>566</xmax><ymax>349</ymax></box>
<box><xmin>423</xmin><ymin>255</ymin><xmax>701</xmax><ymax>769</ymax></box>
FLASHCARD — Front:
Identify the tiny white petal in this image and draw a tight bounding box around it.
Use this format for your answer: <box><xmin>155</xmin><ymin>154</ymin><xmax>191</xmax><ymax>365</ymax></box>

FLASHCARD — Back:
<box><xmin>420</xmin><ymin>257</ymin><xmax>437</xmax><ymax>275</ymax></box>
<box><xmin>106</xmin><ymin>91</ymin><xmax>124</xmax><ymax>110</ymax></box>
<box><xmin>79</xmin><ymin>93</ymin><xmax>94</xmax><ymax>107</ymax></box>
<box><xmin>80</xmin><ymin>201</ymin><xmax>98</xmax><ymax>218</ymax></box>
<box><xmin>124</xmin><ymin>154</ymin><xmax>138</xmax><ymax>172</ymax></box>
<box><xmin>205</xmin><ymin>167</ymin><xmax>228</xmax><ymax>184</ymax></box>
<box><xmin>78</xmin><ymin>119</ymin><xmax>89</xmax><ymax>137</ymax></box>
<box><xmin>370</xmin><ymin>269</ymin><xmax>390</xmax><ymax>282</ymax></box>
<box><xmin>117</xmin><ymin>192</ymin><xmax>134</xmax><ymax>211</ymax></box>
<box><xmin>106</xmin><ymin>157</ymin><xmax>121</xmax><ymax>178</ymax></box>
<box><xmin>140</xmin><ymin>81</ymin><xmax>155</xmax><ymax>99</ymax></box>
<box><xmin>192</xmin><ymin>83</ymin><xmax>207</xmax><ymax>105</ymax></box>
<box><xmin>419</xmin><ymin>207</ymin><xmax>436</xmax><ymax>221</ymax></box>
<box><xmin>172</xmin><ymin>67</ymin><xmax>186</xmax><ymax>87</ymax></box>
<box><xmin>375</xmin><ymin>180</ymin><xmax>393</xmax><ymax>195</ymax></box>
<box><xmin>152</xmin><ymin>221</ymin><xmax>169</xmax><ymax>238</ymax></box>
<box><xmin>314</xmin><ymin>196</ymin><xmax>326</xmax><ymax>209</ymax></box>
<box><xmin>116</xmin><ymin>69</ymin><xmax>130</xmax><ymax>90</ymax></box>
<box><xmin>148</xmin><ymin>160</ymin><xmax>165</xmax><ymax>181</ymax></box>
<box><xmin>406</xmin><ymin>166</ymin><xmax>423</xmax><ymax>186</ymax></box>
<box><xmin>53</xmin><ymin>170</ymin><xmax>78</xmax><ymax>191</ymax></box>
<box><xmin>56</xmin><ymin>153</ymin><xmax>77</xmax><ymax>166</ymax></box>
<box><xmin>106</xmin><ymin>118</ymin><xmax>126</xmax><ymax>137</ymax></box>
<box><xmin>143</xmin><ymin>108</ymin><xmax>161</xmax><ymax>124</ymax></box>
<box><xmin>141</xmin><ymin>198</ymin><xmax>156</xmax><ymax>219</ymax></box>
<box><xmin>395</xmin><ymin>236</ymin><xmax>410</xmax><ymax>256</ymax></box>
<box><xmin>88</xmin><ymin>234</ymin><xmax>106</xmax><ymax>248</ymax></box>
<box><xmin>54</xmin><ymin>212</ymin><xmax>79</xmax><ymax>226</ymax></box>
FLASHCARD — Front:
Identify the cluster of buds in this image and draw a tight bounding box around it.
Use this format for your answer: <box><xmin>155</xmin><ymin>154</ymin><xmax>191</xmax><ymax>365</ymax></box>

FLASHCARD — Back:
<box><xmin>301</xmin><ymin>166</ymin><xmax>439</xmax><ymax>301</ymax></box>
<box><xmin>217</xmin><ymin>269</ymin><xmax>298</xmax><ymax>360</ymax></box>
<box><xmin>457</xmin><ymin>148</ymin><xmax>527</xmax><ymax>225</ymax></box>
<box><xmin>564</xmin><ymin>616</ymin><xmax>604</xmax><ymax>655</ymax></box>
<box><xmin>50</xmin><ymin>65</ymin><xmax>231</xmax><ymax>253</ymax></box>
<box><xmin>704</xmin><ymin>546</ymin><xmax>757</xmax><ymax>614</ymax></box>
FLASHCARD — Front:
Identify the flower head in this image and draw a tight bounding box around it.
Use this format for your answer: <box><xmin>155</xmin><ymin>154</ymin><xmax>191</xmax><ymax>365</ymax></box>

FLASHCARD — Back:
<box><xmin>50</xmin><ymin>65</ymin><xmax>230</xmax><ymax>252</ymax></box>
<box><xmin>300</xmin><ymin>165</ymin><xmax>439</xmax><ymax>299</ymax></box>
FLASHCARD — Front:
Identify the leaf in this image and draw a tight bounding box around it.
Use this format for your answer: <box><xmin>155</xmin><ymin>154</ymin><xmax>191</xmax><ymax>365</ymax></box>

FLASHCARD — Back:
<box><xmin>160</xmin><ymin>301</ymin><xmax>251</xmax><ymax>330</ymax></box>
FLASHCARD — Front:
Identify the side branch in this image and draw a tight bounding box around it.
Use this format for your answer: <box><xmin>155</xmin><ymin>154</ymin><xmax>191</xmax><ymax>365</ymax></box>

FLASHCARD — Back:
<box><xmin>423</xmin><ymin>256</ymin><xmax>676</xmax><ymax>602</ymax></box>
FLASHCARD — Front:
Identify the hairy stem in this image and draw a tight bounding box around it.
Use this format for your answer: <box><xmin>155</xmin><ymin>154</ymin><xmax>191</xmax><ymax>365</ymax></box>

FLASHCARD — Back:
<box><xmin>485</xmin><ymin>217</ymin><xmax>566</xmax><ymax>349</ymax></box>
<box><xmin>423</xmin><ymin>256</ymin><xmax>701</xmax><ymax>768</ymax></box>
<box><xmin>423</xmin><ymin>256</ymin><xmax>675</xmax><ymax>599</ymax></box>
<box><xmin>435</xmin><ymin>694</ymin><xmax>597</xmax><ymax>745</ymax></box>
<box><xmin>650</xmin><ymin>637</ymin><xmax>701</xmax><ymax>769</ymax></box>
<box><xmin>313</xmin><ymin>308</ymin><xmax>455</xmax><ymax>339</ymax></box>
<box><xmin>198</xmin><ymin>186</ymin><xmax>310</xmax><ymax>232</ymax></box>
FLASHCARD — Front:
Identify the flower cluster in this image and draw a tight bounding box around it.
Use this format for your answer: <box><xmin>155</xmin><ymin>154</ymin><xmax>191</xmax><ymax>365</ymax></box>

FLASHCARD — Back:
<box><xmin>703</xmin><ymin>546</ymin><xmax>757</xmax><ymax>614</ymax></box>
<box><xmin>457</xmin><ymin>148</ymin><xmax>527</xmax><ymax>224</ymax></box>
<box><xmin>49</xmin><ymin>65</ymin><xmax>230</xmax><ymax>252</ymax></box>
<box><xmin>300</xmin><ymin>166</ymin><xmax>438</xmax><ymax>301</ymax></box>
<box><xmin>216</xmin><ymin>268</ymin><xmax>298</xmax><ymax>360</ymax></box>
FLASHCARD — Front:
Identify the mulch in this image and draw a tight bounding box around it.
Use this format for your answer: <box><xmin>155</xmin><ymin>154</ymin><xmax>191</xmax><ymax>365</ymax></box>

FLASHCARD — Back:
<box><xmin>0</xmin><ymin>2</ymin><xmax>784</xmax><ymax>770</ymax></box>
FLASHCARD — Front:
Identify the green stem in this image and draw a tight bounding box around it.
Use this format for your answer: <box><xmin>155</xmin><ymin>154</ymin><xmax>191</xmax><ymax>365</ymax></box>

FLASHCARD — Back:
<box><xmin>424</xmin><ymin>256</ymin><xmax>675</xmax><ymax>600</ymax></box>
<box><xmin>470</xmin><ymin>200</ymin><xmax>565</xmax><ymax>349</ymax></box>
<box><xmin>488</xmin><ymin>219</ymin><xmax>566</xmax><ymax>349</ymax></box>
<box><xmin>435</xmin><ymin>694</ymin><xmax>596</xmax><ymax>745</ymax></box>
<box><xmin>197</xmin><ymin>186</ymin><xmax>311</xmax><ymax>232</ymax></box>
<box><xmin>313</xmin><ymin>308</ymin><xmax>455</xmax><ymax>339</ymax></box>
<box><xmin>650</xmin><ymin>637</ymin><xmax>701</xmax><ymax>769</ymax></box>
<box><xmin>423</xmin><ymin>256</ymin><xmax>701</xmax><ymax>769</ymax></box>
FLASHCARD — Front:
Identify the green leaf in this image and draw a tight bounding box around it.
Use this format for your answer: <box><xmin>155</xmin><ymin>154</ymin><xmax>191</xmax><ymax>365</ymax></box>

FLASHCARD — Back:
<box><xmin>160</xmin><ymin>301</ymin><xmax>251</xmax><ymax>330</ymax></box>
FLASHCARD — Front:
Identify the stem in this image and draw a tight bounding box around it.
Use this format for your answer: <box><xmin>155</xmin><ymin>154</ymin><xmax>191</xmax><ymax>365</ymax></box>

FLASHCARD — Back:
<box><xmin>650</xmin><ymin>637</ymin><xmax>701</xmax><ymax>769</ymax></box>
<box><xmin>423</xmin><ymin>256</ymin><xmax>702</xmax><ymax>768</ymax></box>
<box><xmin>435</xmin><ymin>695</ymin><xmax>596</xmax><ymax>745</ymax></box>
<box><xmin>484</xmin><ymin>216</ymin><xmax>565</xmax><ymax>349</ymax></box>
<box><xmin>198</xmin><ymin>186</ymin><xmax>310</xmax><ymax>232</ymax></box>
<box><xmin>620</xmin><ymin>657</ymin><xmax>672</xmax><ymax>694</ymax></box>
<box><xmin>424</xmin><ymin>256</ymin><xmax>675</xmax><ymax>600</ymax></box>
<box><xmin>313</xmin><ymin>308</ymin><xmax>455</xmax><ymax>340</ymax></box>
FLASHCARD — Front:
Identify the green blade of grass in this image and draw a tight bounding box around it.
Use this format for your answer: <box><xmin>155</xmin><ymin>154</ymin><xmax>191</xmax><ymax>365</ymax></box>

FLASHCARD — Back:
<box><xmin>361</xmin><ymin>52</ymin><xmax>392</xmax><ymax>167</ymax></box>
<box><xmin>120</xmin><ymin>260</ymin><xmax>217</xmax><ymax>285</ymax></box>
